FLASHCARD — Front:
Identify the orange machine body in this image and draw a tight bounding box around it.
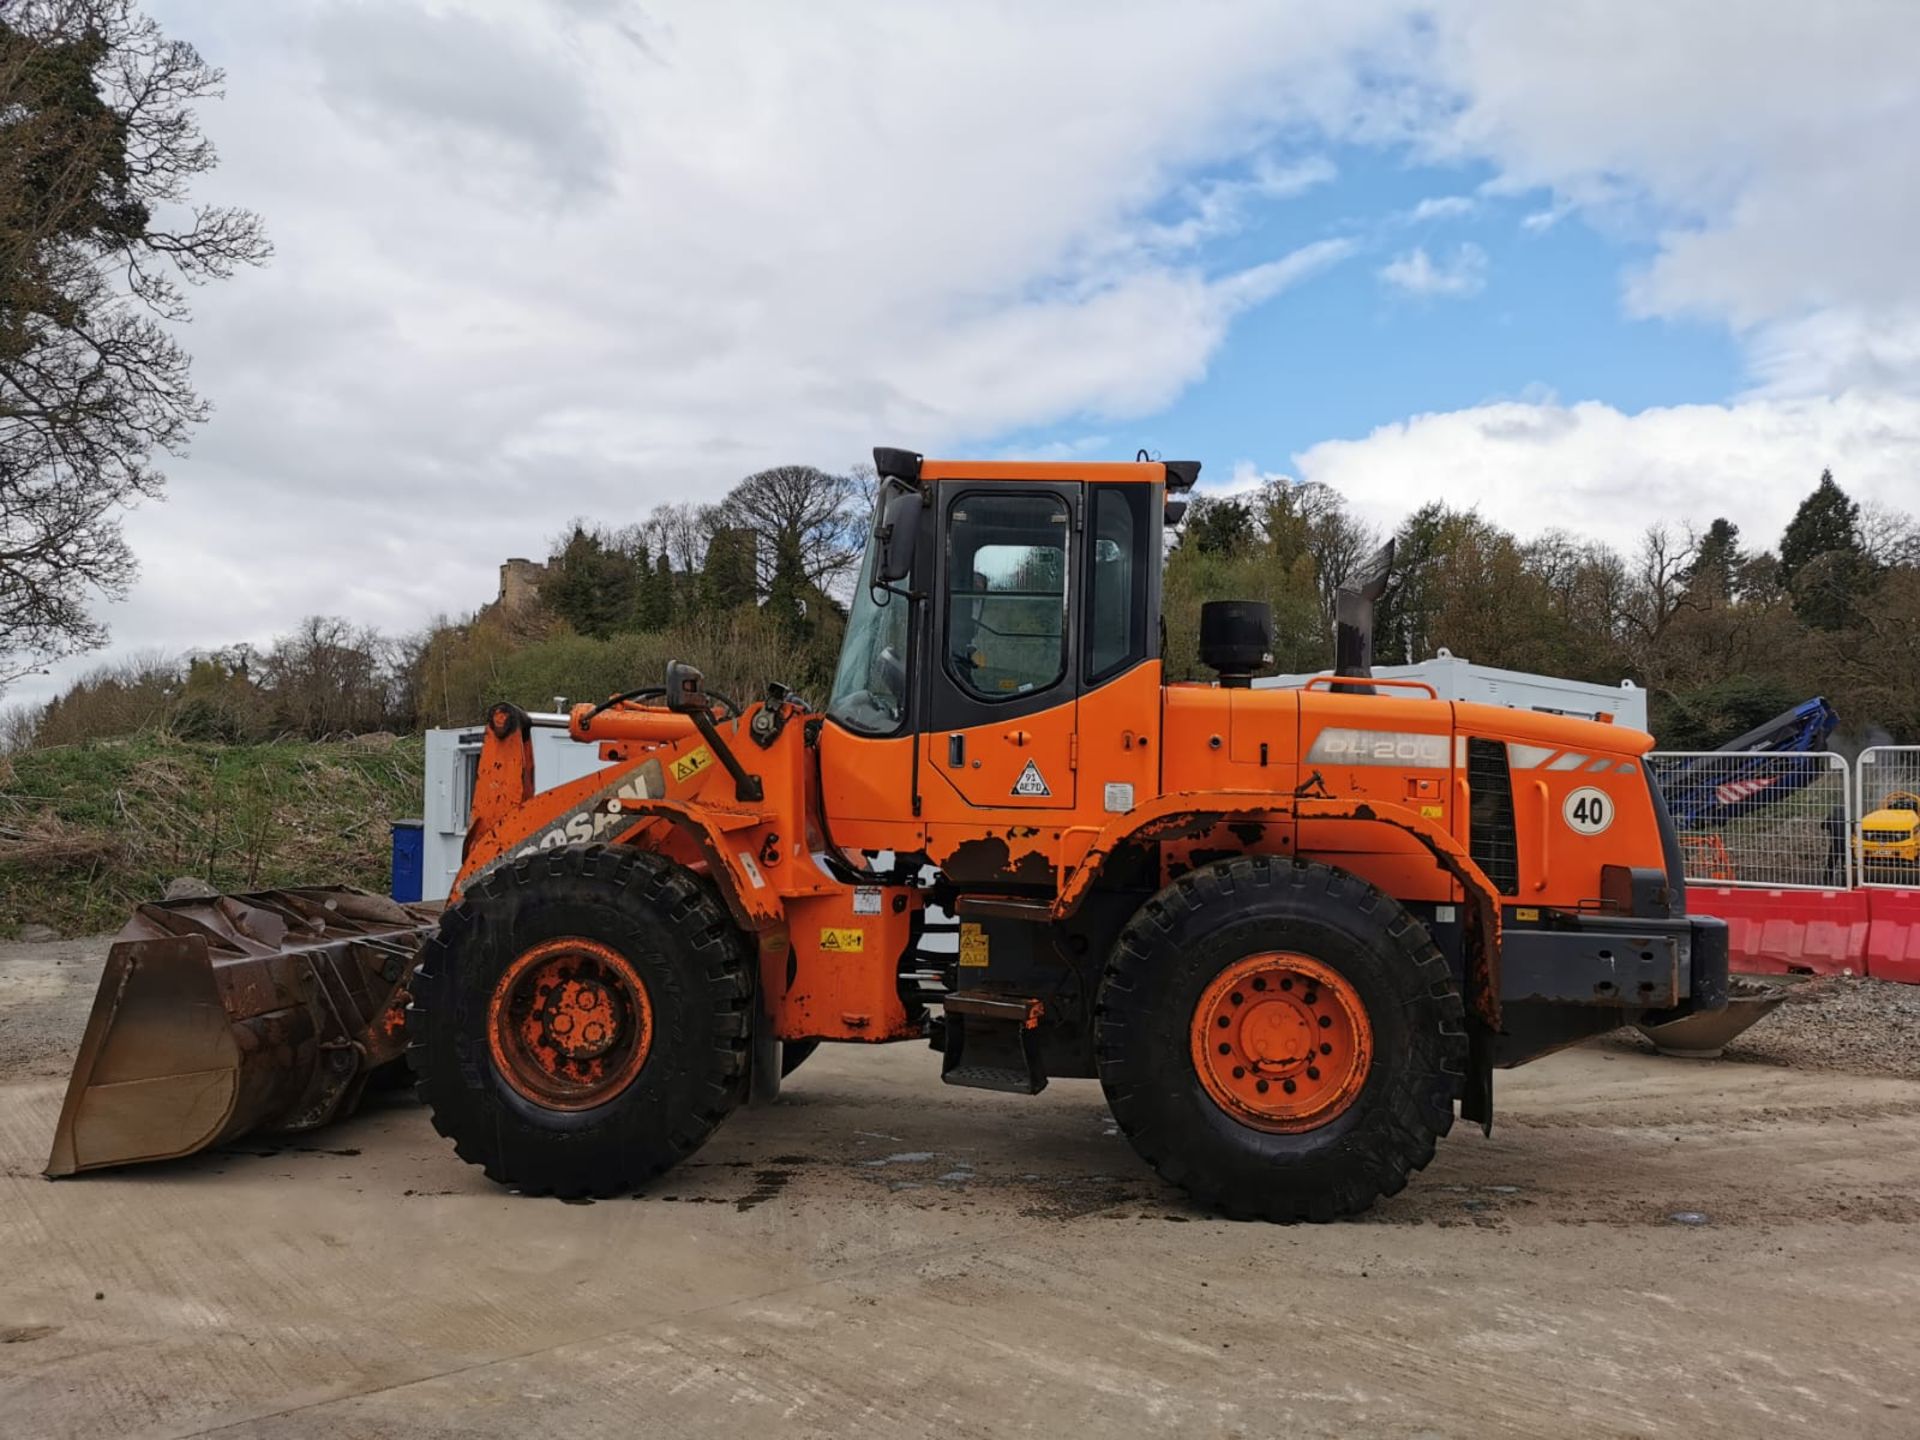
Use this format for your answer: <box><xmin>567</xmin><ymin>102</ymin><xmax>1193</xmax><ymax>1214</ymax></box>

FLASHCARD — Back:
<box><xmin>454</xmin><ymin>452</ymin><xmax>1673</xmax><ymax>1060</ymax></box>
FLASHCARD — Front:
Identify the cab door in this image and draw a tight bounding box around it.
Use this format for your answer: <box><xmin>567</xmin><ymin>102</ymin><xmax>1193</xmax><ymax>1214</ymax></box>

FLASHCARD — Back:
<box><xmin>921</xmin><ymin>481</ymin><xmax>1079</xmax><ymax>814</ymax></box>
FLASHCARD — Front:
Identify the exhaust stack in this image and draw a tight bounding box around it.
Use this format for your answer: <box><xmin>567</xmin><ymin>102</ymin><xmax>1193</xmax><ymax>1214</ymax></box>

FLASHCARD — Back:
<box><xmin>1333</xmin><ymin>540</ymin><xmax>1395</xmax><ymax>692</ymax></box>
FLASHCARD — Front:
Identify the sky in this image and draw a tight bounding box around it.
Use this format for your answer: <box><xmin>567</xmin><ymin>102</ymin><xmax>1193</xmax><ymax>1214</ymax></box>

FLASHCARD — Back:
<box><xmin>23</xmin><ymin>0</ymin><xmax>1920</xmax><ymax>704</ymax></box>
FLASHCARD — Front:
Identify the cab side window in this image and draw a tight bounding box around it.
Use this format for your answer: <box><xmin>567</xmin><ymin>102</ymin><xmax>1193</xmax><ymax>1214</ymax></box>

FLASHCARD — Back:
<box><xmin>946</xmin><ymin>492</ymin><xmax>1069</xmax><ymax>701</ymax></box>
<box><xmin>1086</xmin><ymin>484</ymin><xmax>1147</xmax><ymax>681</ymax></box>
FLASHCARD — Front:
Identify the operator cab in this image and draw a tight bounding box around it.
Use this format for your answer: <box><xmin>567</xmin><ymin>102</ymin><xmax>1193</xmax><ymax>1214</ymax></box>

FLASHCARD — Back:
<box><xmin>825</xmin><ymin>448</ymin><xmax>1190</xmax><ymax>744</ymax></box>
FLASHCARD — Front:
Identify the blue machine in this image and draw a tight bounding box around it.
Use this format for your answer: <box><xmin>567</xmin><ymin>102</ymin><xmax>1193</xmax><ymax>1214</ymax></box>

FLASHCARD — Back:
<box><xmin>1650</xmin><ymin>697</ymin><xmax>1839</xmax><ymax>828</ymax></box>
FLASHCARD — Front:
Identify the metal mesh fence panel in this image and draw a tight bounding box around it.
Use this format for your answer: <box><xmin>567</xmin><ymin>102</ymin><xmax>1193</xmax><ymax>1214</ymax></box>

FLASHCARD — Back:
<box><xmin>1648</xmin><ymin>750</ymin><xmax>1854</xmax><ymax>890</ymax></box>
<box><xmin>1856</xmin><ymin>746</ymin><xmax>1920</xmax><ymax>887</ymax></box>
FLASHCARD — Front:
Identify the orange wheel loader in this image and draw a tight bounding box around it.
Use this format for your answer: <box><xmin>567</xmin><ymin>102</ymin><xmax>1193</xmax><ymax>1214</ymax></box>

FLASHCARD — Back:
<box><xmin>50</xmin><ymin>449</ymin><xmax>1730</xmax><ymax>1221</ymax></box>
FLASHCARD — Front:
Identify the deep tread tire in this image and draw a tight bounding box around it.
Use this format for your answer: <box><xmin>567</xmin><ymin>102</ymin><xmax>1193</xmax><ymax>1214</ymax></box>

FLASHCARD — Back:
<box><xmin>1095</xmin><ymin>856</ymin><xmax>1467</xmax><ymax>1222</ymax></box>
<box><xmin>409</xmin><ymin>844</ymin><xmax>751</xmax><ymax>1197</ymax></box>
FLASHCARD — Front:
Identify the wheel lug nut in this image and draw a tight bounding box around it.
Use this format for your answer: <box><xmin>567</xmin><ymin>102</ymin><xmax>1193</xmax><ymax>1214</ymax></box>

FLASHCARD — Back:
<box><xmin>1278</xmin><ymin>978</ymin><xmax>1291</xmax><ymax>991</ymax></box>
<box><xmin>1255</xmin><ymin>1079</ymin><xmax>1270</xmax><ymax>1094</ymax></box>
<box><xmin>1320</xmin><ymin>1042</ymin><xmax>1332</xmax><ymax>1055</ymax></box>
<box><xmin>1230</xmin><ymin>992</ymin><xmax>1243</xmax><ymax>1006</ymax></box>
<box><xmin>1218</xmin><ymin>1042</ymin><xmax>1231</xmax><ymax>1056</ymax></box>
<box><xmin>1217</xmin><ymin>1016</ymin><xmax>1231</xmax><ymax>1029</ymax></box>
<box><xmin>1318</xmin><ymin>1015</ymin><xmax>1332</xmax><ymax>1029</ymax></box>
<box><xmin>1252</xmin><ymin>977</ymin><xmax>1267</xmax><ymax>992</ymax></box>
<box><xmin>1307</xmin><ymin>1066</ymin><xmax>1321</xmax><ymax>1081</ymax></box>
<box><xmin>1282</xmin><ymin>1079</ymin><xmax>1297</xmax><ymax>1094</ymax></box>
<box><xmin>1303</xmin><ymin>991</ymin><xmax>1318</xmax><ymax>1005</ymax></box>
<box><xmin>1232</xmin><ymin>1066</ymin><xmax>1246</xmax><ymax>1079</ymax></box>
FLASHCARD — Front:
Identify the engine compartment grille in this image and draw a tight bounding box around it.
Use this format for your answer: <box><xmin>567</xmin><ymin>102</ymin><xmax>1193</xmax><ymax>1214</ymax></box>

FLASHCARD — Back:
<box><xmin>1466</xmin><ymin>738</ymin><xmax>1520</xmax><ymax>895</ymax></box>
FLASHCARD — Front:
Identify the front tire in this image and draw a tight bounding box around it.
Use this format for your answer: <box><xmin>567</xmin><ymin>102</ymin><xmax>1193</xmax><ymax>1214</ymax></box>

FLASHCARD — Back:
<box><xmin>1095</xmin><ymin>856</ymin><xmax>1466</xmax><ymax>1222</ymax></box>
<box><xmin>410</xmin><ymin>845</ymin><xmax>751</xmax><ymax>1197</ymax></box>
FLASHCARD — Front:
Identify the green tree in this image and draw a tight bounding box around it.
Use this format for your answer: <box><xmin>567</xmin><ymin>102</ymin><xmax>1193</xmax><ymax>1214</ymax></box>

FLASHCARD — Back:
<box><xmin>765</xmin><ymin>532</ymin><xmax>810</xmax><ymax>639</ymax></box>
<box><xmin>543</xmin><ymin>526</ymin><xmax>639</xmax><ymax>639</ymax></box>
<box><xmin>1778</xmin><ymin>470</ymin><xmax>1869</xmax><ymax>630</ymax></box>
<box><xmin>1686</xmin><ymin>518</ymin><xmax>1742</xmax><ymax>603</ymax></box>
<box><xmin>1375</xmin><ymin>504</ymin><xmax>1499</xmax><ymax>665</ymax></box>
<box><xmin>1182</xmin><ymin>496</ymin><xmax>1258</xmax><ymax>557</ymax></box>
<box><xmin>1656</xmin><ymin>673</ymin><xmax>1804</xmax><ymax>750</ymax></box>
<box><xmin>699</xmin><ymin>526</ymin><xmax>758</xmax><ymax>614</ymax></box>
<box><xmin>634</xmin><ymin>546</ymin><xmax>674</xmax><ymax>631</ymax></box>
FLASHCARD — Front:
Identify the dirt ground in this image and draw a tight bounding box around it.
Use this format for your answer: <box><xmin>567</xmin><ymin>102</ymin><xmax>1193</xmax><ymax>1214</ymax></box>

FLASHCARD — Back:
<box><xmin>3</xmin><ymin>939</ymin><xmax>1919</xmax><ymax>1439</ymax></box>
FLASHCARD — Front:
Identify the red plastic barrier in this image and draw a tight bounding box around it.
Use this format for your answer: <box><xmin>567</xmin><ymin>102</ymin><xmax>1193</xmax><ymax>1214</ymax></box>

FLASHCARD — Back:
<box><xmin>1864</xmin><ymin>888</ymin><xmax>1920</xmax><ymax>984</ymax></box>
<box><xmin>1691</xmin><ymin>885</ymin><xmax>1870</xmax><ymax>977</ymax></box>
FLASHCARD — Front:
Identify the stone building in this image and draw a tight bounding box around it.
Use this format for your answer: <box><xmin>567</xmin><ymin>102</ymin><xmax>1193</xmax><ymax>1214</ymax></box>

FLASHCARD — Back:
<box><xmin>495</xmin><ymin>557</ymin><xmax>549</xmax><ymax>616</ymax></box>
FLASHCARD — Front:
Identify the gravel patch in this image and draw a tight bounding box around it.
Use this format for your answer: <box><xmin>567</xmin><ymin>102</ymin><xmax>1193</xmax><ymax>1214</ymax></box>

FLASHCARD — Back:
<box><xmin>1614</xmin><ymin>974</ymin><xmax>1920</xmax><ymax>1079</ymax></box>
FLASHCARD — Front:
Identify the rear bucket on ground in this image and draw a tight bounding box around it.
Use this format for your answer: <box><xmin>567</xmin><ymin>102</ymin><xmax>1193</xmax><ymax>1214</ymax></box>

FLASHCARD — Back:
<box><xmin>46</xmin><ymin>888</ymin><xmax>438</xmax><ymax>1177</ymax></box>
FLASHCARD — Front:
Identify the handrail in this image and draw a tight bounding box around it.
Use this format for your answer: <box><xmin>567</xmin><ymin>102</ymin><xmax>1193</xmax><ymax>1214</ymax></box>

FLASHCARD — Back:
<box><xmin>1302</xmin><ymin>675</ymin><xmax>1441</xmax><ymax>699</ymax></box>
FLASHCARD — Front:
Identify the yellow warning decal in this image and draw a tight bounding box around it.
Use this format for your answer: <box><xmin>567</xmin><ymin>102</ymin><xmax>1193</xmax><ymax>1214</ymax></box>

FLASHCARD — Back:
<box><xmin>1419</xmin><ymin>803</ymin><xmax>1445</xmax><ymax>820</ymax></box>
<box><xmin>1514</xmin><ymin>907</ymin><xmax>1540</xmax><ymax>922</ymax></box>
<box><xmin>669</xmin><ymin>746</ymin><xmax>714</xmax><ymax>784</ymax></box>
<box><xmin>818</xmin><ymin>927</ymin><xmax>864</xmax><ymax>953</ymax></box>
<box><xmin>959</xmin><ymin>922</ymin><xmax>990</xmax><ymax>968</ymax></box>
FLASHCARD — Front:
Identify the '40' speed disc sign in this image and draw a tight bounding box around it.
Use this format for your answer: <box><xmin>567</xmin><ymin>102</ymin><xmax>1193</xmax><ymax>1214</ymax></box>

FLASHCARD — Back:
<box><xmin>1563</xmin><ymin>786</ymin><xmax>1614</xmax><ymax>835</ymax></box>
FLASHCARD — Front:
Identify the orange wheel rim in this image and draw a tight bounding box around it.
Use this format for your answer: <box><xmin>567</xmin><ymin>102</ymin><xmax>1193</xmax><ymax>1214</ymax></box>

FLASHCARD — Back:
<box><xmin>487</xmin><ymin>938</ymin><xmax>653</xmax><ymax>1111</ymax></box>
<box><xmin>1190</xmin><ymin>952</ymin><xmax>1371</xmax><ymax>1132</ymax></box>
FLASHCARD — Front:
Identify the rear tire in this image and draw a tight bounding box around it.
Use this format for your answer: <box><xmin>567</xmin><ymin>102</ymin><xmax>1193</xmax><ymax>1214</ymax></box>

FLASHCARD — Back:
<box><xmin>1095</xmin><ymin>856</ymin><xmax>1466</xmax><ymax>1222</ymax></box>
<box><xmin>410</xmin><ymin>844</ymin><xmax>751</xmax><ymax>1197</ymax></box>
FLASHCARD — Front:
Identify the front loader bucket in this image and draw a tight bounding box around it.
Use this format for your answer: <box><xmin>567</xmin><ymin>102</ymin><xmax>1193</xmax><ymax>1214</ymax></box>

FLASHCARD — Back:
<box><xmin>46</xmin><ymin>887</ymin><xmax>438</xmax><ymax>1177</ymax></box>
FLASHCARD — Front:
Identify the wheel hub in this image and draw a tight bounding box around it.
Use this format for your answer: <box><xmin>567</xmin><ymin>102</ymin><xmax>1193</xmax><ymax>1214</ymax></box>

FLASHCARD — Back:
<box><xmin>488</xmin><ymin>938</ymin><xmax>653</xmax><ymax>1111</ymax></box>
<box><xmin>1190</xmin><ymin>952</ymin><xmax>1372</xmax><ymax>1132</ymax></box>
<box><xmin>541</xmin><ymin>978</ymin><xmax>619</xmax><ymax>1060</ymax></box>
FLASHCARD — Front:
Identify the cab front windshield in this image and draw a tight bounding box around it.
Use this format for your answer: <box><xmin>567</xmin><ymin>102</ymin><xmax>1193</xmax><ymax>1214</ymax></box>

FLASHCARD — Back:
<box><xmin>825</xmin><ymin>517</ymin><xmax>911</xmax><ymax>733</ymax></box>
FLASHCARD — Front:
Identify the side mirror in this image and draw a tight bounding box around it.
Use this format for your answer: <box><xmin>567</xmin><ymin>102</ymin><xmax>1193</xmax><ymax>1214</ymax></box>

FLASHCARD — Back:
<box><xmin>876</xmin><ymin>487</ymin><xmax>921</xmax><ymax>584</ymax></box>
<box><xmin>664</xmin><ymin>660</ymin><xmax>709</xmax><ymax>713</ymax></box>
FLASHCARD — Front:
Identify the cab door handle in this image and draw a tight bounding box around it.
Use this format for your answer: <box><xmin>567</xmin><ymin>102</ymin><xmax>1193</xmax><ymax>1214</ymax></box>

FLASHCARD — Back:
<box><xmin>947</xmin><ymin>734</ymin><xmax>965</xmax><ymax>767</ymax></box>
<box><xmin>1003</xmin><ymin>729</ymin><xmax>1030</xmax><ymax>747</ymax></box>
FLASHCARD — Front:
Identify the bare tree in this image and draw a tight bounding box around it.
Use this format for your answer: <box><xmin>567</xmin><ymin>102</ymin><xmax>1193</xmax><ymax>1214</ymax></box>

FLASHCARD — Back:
<box><xmin>640</xmin><ymin>502</ymin><xmax>712</xmax><ymax>575</ymax></box>
<box><xmin>716</xmin><ymin>464</ymin><xmax>866</xmax><ymax>597</ymax></box>
<box><xmin>0</xmin><ymin>0</ymin><xmax>268</xmax><ymax>687</ymax></box>
<box><xmin>1256</xmin><ymin>478</ymin><xmax>1378</xmax><ymax>622</ymax></box>
<box><xmin>255</xmin><ymin>616</ymin><xmax>390</xmax><ymax>737</ymax></box>
<box><xmin>1860</xmin><ymin>500</ymin><xmax>1920</xmax><ymax>570</ymax></box>
<box><xmin>1621</xmin><ymin>524</ymin><xmax>1703</xmax><ymax>683</ymax></box>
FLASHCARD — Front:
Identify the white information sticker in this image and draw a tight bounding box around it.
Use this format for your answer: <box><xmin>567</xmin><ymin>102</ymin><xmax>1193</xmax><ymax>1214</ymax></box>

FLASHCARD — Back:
<box><xmin>852</xmin><ymin>886</ymin><xmax>883</xmax><ymax>915</ymax></box>
<box><xmin>1103</xmin><ymin>781</ymin><xmax>1135</xmax><ymax>813</ymax></box>
<box><xmin>736</xmin><ymin>851</ymin><xmax>766</xmax><ymax>888</ymax></box>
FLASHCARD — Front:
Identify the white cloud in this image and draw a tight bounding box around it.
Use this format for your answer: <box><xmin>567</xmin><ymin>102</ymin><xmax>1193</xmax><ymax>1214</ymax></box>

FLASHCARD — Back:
<box><xmin>1204</xmin><ymin>460</ymin><xmax>1289</xmax><ymax>500</ymax></box>
<box><xmin>19</xmin><ymin>0</ymin><xmax>1403</xmax><ymax>701</ymax></box>
<box><xmin>1404</xmin><ymin>1</ymin><xmax>1920</xmax><ymax>390</ymax></box>
<box><xmin>22</xmin><ymin>0</ymin><xmax>1920</xmax><ymax>704</ymax></box>
<box><xmin>1293</xmin><ymin>392</ymin><xmax>1920</xmax><ymax>557</ymax></box>
<box><xmin>1743</xmin><ymin>309</ymin><xmax>1920</xmax><ymax>400</ymax></box>
<box><xmin>1379</xmin><ymin>242</ymin><xmax>1488</xmax><ymax>298</ymax></box>
<box><xmin>1133</xmin><ymin>155</ymin><xmax>1338</xmax><ymax>254</ymax></box>
<box><xmin>1406</xmin><ymin>194</ymin><xmax>1474</xmax><ymax>223</ymax></box>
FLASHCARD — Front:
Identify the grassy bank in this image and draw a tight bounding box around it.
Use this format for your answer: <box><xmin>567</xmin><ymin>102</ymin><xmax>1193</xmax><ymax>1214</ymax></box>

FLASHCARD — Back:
<box><xmin>0</xmin><ymin>733</ymin><xmax>424</xmax><ymax>937</ymax></box>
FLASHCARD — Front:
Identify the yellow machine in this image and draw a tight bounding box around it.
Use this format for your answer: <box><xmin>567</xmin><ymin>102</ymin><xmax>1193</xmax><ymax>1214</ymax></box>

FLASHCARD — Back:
<box><xmin>1857</xmin><ymin>792</ymin><xmax>1920</xmax><ymax>868</ymax></box>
